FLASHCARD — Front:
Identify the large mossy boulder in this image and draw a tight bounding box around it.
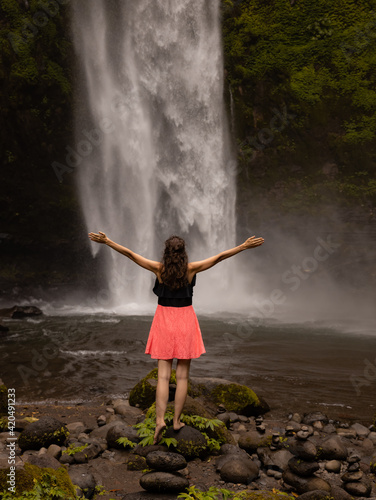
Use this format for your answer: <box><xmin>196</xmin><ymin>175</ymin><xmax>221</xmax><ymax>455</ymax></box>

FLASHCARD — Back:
<box><xmin>164</xmin><ymin>425</ymin><xmax>208</xmax><ymax>460</ymax></box>
<box><xmin>0</xmin><ymin>463</ymin><xmax>76</xmax><ymax>498</ymax></box>
<box><xmin>190</xmin><ymin>377</ymin><xmax>269</xmax><ymax>416</ymax></box>
<box><xmin>129</xmin><ymin>368</ymin><xmax>193</xmax><ymax>410</ymax></box>
<box><xmin>18</xmin><ymin>416</ymin><xmax>69</xmax><ymax>451</ymax></box>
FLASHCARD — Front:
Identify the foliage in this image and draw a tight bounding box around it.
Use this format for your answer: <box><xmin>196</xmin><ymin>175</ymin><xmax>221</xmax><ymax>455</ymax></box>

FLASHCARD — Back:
<box><xmin>62</xmin><ymin>442</ymin><xmax>88</xmax><ymax>456</ymax></box>
<box><xmin>116</xmin><ymin>437</ymin><xmax>137</xmax><ymax>449</ymax></box>
<box><xmin>178</xmin><ymin>486</ymin><xmax>295</xmax><ymax>500</ymax></box>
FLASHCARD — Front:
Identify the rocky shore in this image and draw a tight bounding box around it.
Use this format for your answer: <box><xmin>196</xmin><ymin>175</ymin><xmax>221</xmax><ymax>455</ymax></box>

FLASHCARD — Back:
<box><xmin>0</xmin><ymin>372</ymin><xmax>375</xmax><ymax>500</ymax></box>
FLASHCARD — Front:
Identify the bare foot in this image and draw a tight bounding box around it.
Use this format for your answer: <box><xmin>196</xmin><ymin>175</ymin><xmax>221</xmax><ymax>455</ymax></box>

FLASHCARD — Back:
<box><xmin>173</xmin><ymin>421</ymin><xmax>185</xmax><ymax>431</ymax></box>
<box><xmin>153</xmin><ymin>423</ymin><xmax>166</xmax><ymax>444</ymax></box>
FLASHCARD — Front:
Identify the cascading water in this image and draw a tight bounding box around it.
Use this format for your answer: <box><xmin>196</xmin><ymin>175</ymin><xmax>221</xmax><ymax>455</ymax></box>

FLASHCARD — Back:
<box><xmin>71</xmin><ymin>0</ymin><xmax>236</xmax><ymax>311</ymax></box>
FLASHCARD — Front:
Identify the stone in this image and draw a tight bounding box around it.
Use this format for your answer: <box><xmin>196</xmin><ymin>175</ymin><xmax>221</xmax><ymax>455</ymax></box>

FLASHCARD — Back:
<box><xmin>217</xmin><ymin>412</ymin><xmax>231</xmax><ymax>426</ymax></box>
<box><xmin>189</xmin><ymin>376</ymin><xmax>270</xmax><ymax>416</ymax></box>
<box><xmin>0</xmin><ymin>305</ymin><xmax>43</xmax><ymax>318</ymax></box>
<box><xmin>283</xmin><ymin>470</ymin><xmax>331</xmax><ymax>494</ymax></box>
<box><xmin>368</xmin><ymin>431</ymin><xmax>376</xmax><ymax>445</ymax></box>
<box><xmin>106</xmin><ymin>422</ymin><xmax>139</xmax><ymax>449</ymax></box>
<box><xmin>68</xmin><ymin>468</ymin><xmax>96</xmax><ymax>498</ymax></box>
<box><xmin>322</xmin><ymin>424</ymin><xmax>336</xmax><ymax>435</ymax></box>
<box><xmin>257</xmin><ymin>448</ymin><xmax>293</xmax><ymax>472</ymax></box>
<box><xmin>18</xmin><ymin>416</ymin><xmax>69</xmax><ymax>451</ymax></box>
<box><xmin>66</xmin><ymin>422</ymin><xmax>86</xmax><ymax>435</ymax></box>
<box><xmin>216</xmin><ymin>452</ymin><xmax>254</xmax><ymax>472</ymax></box>
<box><xmin>291</xmin><ymin>413</ymin><xmax>302</xmax><ymax>423</ymax></box>
<box><xmin>164</xmin><ymin>425</ymin><xmax>207</xmax><ymax>460</ymax></box>
<box><xmin>289</xmin><ymin>440</ymin><xmax>317</xmax><ymax>461</ymax></box>
<box><xmin>350</xmin><ymin>423</ymin><xmax>370</xmax><ymax>438</ymax></box>
<box><xmin>297</xmin><ymin>491</ymin><xmax>332</xmax><ymax>500</ymax></box>
<box><xmin>97</xmin><ymin>415</ymin><xmax>106</xmax><ymax>426</ymax></box>
<box><xmin>336</xmin><ymin>428</ymin><xmax>356</xmax><ymax>439</ymax></box>
<box><xmin>46</xmin><ymin>444</ymin><xmax>61</xmax><ymax>460</ymax></box>
<box><xmin>140</xmin><ymin>471</ymin><xmax>189</xmax><ymax>493</ymax></box>
<box><xmin>26</xmin><ymin>454</ymin><xmax>62</xmax><ymax>470</ymax></box>
<box><xmin>325</xmin><ymin>460</ymin><xmax>341</xmax><ymax>473</ymax></box>
<box><xmin>330</xmin><ymin>485</ymin><xmax>353</xmax><ymax>500</ymax></box>
<box><xmin>59</xmin><ymin>453</ymin><xmax>74</xmax><ymax>464</ymax></box>
<box><xmin>319</xmin><ymin>436</ymin><xmax>348</xmax><ymax>461</ymax></box>
<box><xmin>0</xmin><ymin>323</ymin><xmax>9</xmax><ymax>333</ymax></box>
<box><xmin>131</xmin><ymin>444</ymin><xmax>169</xmax><ymax>458</ymax></box>
<box><xmin>302</xmin><ymin>412</ymin><xmax>329</xmax><ymax>426</ymax></box>
<box><xmin>344</xmin><ymin>480</ymin><xmax>372</xmax><ymax>497</ymax></box>
<box><xmin>219</xmin><ymin>457</ymin><xmax>259</xmax><ymax>484</ymax></box>
<box><xmin>347</xmin><ymin>454</ymin><xmax>360</xmax><ymax>464</ymax></box>
<box><xmin>238</xmin><ymin>430</ymin><xmax>273</xmax><ymax>453</ymax></box>
<box><xmin>127</xmin><ymin>454</ymin><xmax>148</xmax><ymax>470</ymax></box>
<box><xmin>146</xmin><ymin>451</ymin><xmax>187</xmax><ymax>472</ymax></box>
<box><xmin>288</xmin><ymin>457</ymin><xmax>320</xmax><ymax>477</ymax></box>
<box><xmin>89</xmin><ymin>419</ymin><xmax>125</xmax><ymax>439</ymax></box>
<box><xmin>341</xmin><ymin>470</ymin><xmax>363</xmax><ymax>482</ymax></box>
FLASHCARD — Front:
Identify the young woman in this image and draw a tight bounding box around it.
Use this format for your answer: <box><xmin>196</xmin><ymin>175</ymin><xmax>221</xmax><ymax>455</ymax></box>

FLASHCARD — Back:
<box><xmin>88</xmin><ymin>231</ymin><xmax>264</xmax><ymax>443</ymax></box>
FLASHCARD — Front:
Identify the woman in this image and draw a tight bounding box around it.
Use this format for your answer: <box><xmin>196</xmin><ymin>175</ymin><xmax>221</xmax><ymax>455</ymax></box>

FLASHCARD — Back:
<box><xmin>88</xmin><ymin>231</ymin><xmax>264</xmax><ymax>443</ymax></box>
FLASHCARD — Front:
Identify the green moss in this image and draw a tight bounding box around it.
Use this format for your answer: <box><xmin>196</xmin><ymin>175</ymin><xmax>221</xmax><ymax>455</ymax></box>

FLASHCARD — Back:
<box><xmin>18</xmin><ymin>424</ymin><xmax>69</xmax><ymax>451</ymax></box>
<box><xmin>129</xmin><ymin>368</ymin><xmax>193</xmax><ymax>410</ymax></box>
<box><xmin>127</xmin><ymin>455</ymin><xmax>147</xmax><ymax>471</ymax></box>
<box><xmin>210</xmin><ymin>383</ymin><xmax>261</xmax><ymax>415</ymax></box>
<box><xmin>0</xmin><ymin>462</ymin><xmax>76</xmax><ymax>498</ymax></box>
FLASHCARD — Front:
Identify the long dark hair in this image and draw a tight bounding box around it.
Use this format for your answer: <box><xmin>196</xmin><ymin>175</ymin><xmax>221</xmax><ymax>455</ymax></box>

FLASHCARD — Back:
<box><xmin>160</xmin><ymin>235</ymin><xmax>188</xmax><ymax>289</ymax></box>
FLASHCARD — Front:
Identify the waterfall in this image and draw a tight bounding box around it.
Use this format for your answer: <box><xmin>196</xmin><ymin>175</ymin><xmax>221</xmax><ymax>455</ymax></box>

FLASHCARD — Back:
<box><xmin>71</xmin><ymin>0</ymin><xmax>236</xmax><ymax>311</ymax></box>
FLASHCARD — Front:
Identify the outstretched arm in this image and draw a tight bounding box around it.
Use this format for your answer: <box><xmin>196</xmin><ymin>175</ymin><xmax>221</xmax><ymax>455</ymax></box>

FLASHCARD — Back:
<box><xmin>88</xmin><ymin>231</ymin><xmax>161</xmax><ymax>274</ymax></box>
<box><xmin>188</xmin><ymin>236</ymin><xmax>264</xmax><ymax>276</ymax></box>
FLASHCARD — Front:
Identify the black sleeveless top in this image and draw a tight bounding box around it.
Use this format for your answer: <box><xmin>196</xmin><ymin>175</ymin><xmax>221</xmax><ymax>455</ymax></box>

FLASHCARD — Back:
<box><xmin>153</xmin><ymin>275</ymin><xmax>196</xmax><ymax>307</ymax></box>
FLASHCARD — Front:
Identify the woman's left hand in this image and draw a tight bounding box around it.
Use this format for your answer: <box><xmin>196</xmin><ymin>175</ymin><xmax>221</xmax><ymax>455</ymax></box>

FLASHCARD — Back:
<box><xmin>88</xmin><ymin>231</ymin><xmax>109</xmax><ymax>244</ymax></box>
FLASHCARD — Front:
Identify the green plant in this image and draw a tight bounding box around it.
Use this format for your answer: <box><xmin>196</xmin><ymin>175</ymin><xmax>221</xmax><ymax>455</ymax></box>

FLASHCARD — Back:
<box><xmin>133</xmin><ymin>416</ymin><xmax>178</xmax><ymax>448</ymax></box>
<box><xmin>0</xmin><ymin>471</ymin><xmax>78</xmax><ymax>499</ymax></box>
<box><xmin>62</xmin><ymin>443</ymin><xmax>88</xmax><ymax>456</ymax></box>
<box><xmin>116</xmin><ymin>437</ymin><xmax>137</xmax><ymax>449</ymax></box>
<box><xmin>178</xmin><ymin>485</ymin><xmax>244</xmax><ymax>500</ymax></box>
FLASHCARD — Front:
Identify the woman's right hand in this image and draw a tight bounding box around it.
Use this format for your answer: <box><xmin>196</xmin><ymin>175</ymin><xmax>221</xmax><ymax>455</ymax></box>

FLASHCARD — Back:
<box><xmin>243</xmin><ymin>236</ymin><xmax>264</xmax><ymax>249</ymax></box>
<box><xmin>88</xmin><ymin>231</ymin><xmax>109</xmax><ymax>244</ymax></box>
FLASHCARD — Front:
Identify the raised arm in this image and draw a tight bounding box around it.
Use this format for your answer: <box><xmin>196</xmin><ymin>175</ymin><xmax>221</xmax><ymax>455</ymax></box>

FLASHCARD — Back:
<box><xmin>88</xmin><ymin>231</ymin><xmax>161</xmax><ymax>274</ymax></box>
<box><xmin>188</xmin><ymin>236</ymin><xmax>264</xmax><ymax>277</ymax></box>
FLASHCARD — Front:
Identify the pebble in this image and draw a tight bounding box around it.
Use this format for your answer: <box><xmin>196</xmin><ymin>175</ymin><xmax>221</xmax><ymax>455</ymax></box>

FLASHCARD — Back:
<box><xmin>325</xmin><ymin>460</ymin><xmax>341</xmax><ymax>473</ymax></box>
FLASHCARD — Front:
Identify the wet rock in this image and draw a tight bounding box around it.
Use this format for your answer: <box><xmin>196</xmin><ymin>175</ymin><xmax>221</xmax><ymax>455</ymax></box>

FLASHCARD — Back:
<box><xmin>131</xmin><ymin>444</ymin><xmax>169</xmax><ymax>457</ymax></box>
<box><xmin>18</xmin><ymin>416</ymin><xmax>69</xmax><ymax>451</ymax></box>
<box><xmin>289</xmin><ymin>440</ymin><xmax>317</xmax><ymax>461</ymax></box>
<box><xmin>336</xmin><ymin>428</ymin><xmax>356</xmax><ymax>439</ymax></box>
<box><xmin>350</xmin><ymin>423</ymin><xmax>369</xmax><ymax>438</ymax></box>
<box><xmin>347</xmin><ymin>454</ymin><xmax>360</xmax><ymax>464</ymax></box>
<box><xmin>257</xmin><ymin>448</ymin><xmax>293</xmax><ymax>472</ymax></box>
<box><xmin>89</xmin><ymin>420</ymin><xmax>123</xmax><ymax>439</ymax></box>
<box><xmin>146</xmin><ymin>451</ymin><xmax>187</xmax><ymax>472</ymax></box>
<box><xmin>297</xmin><ymin>491</ymin><xmax>332</xmax><ymax>500</ymax></box>
<box><xmin>238</xmin><ymin>430</ymin><xmax>272</xmax><ymax>453</ymax></box>
<box><xmin>330</xmin><ymin>485</ymin><xmax>353</xmax><ymax>500</ymax></box>
<box><xmin>322</xmin><ymin>423</ymin><xmax>336</xmax><ymax>434</ymax></box>
<box><xmin>0</xmin><ymin>305</ymin><xmax>43</xmax><ymax>318</ymax></box>
<box><xmin>216</xmin><ymin>452</ymin><xmax>254</xmax><ymax>472</ymax></box>
<box><xmin>217</xmin><ymin>412</ymin><xmax>231</xmax><ymax>426</ymax></box>
<box><xmin>140</xmin><ymin>471</ymin><xmax>189</xmax><ymax>493</ymax></box>
<box><xmin>59</xmin><ymin>452</ymin><xmax>74</xmax><ymax>464</ymax></box>
<box><xmin>302</xmin><ymin>412</ymin><xmax>329</xmax><ymax>427</ymax></box>
<box><xmin>283</xmin><ymin>470</ymin><xmax>331</xmax><ymax>494</ymax></box>
<box><xmin>164</xmin><ymin>425</ymin><xmax>207</xmax><ymax>460</ymax></box>
<box><xmin>288</xmin><ymin>457</ymin><xmax>320</xmax><ymax>477</ymax></box>
<box><xmin>344</xmin><ymin>479</ymin><xmax>372</xmax><ymax>497</ymax></box>
<box><xmin>325</xmin><ymin>460</ymin><xmax>341</xmax><ymax>473</ymax></box>
<box><xmin>219</xmin><ymin>457</ymin><xmax>259</xmax><ymax>484</ymax></box>
<box><xmin>291</xmin><ymin>413</ymin><xmax>302</xmax><ymax>423</ymax></box>
<box><xmin>127</xmin><ymin>454</ymin><xmax>147</xmax><ymax>471</ymax></box>
<box><xmin>26</xmin><ymin>454</ymin><xmax>62</xmax><ymax>470</ymax></box>
<box><xmin>106</xmin><ymin>422</ymin><xmax>139</xmax><ymax>449</ymax></box>
<box><xmin>97</xmin><ymin>415</ymin><xmax>106</xmax><ymax>426</ymax></box>
<box><xmin>319</xmin><ymin>436</ymin><xmax>348</xmax><ymax>461</ymax></box>
<box><xmin>341</xmin><ymin>470</ymin><xmax>363</xmax><ymax>482</ymax></box>
<box><xmin>66</xmin><ymin>422</ymin><xmax>87</xmax><ymax>436</ymax></box>
<box><xmin>46</xmin><ymin>444</ymin><xmax>61</xmax><ymax>460</ymax></box>
<box><xmin>68</xmin><ymin>468</ymin><xmax>96</xmax><ymax>498</ymax></box>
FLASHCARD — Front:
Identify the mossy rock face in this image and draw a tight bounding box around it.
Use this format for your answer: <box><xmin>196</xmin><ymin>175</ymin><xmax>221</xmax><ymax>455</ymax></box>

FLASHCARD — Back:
<box><xmin>210</xmin><ymin>382</ymin><xmax>268</xmax><ymax>416</ymax></box>
<box><xmin>129</xmin><ymin>368</ymin><xmax>193</xmax><ymax>410</ymax></box>
<box><xmin>0</xmin><ymin>383</ymin><xmax>8</xmax><ymax>416</ymax></box>
<box><xmin>164</xmin><ymin>425</ymin><xmax>208</xmax><ymax>460</ymax></box>
<box><xmin>0</xmin><ymin>463</ymin><xmax>76</xmax><ymax>498</ymax></box>
<box><xmin>18</xmin><ymin>416</ymin><xmax>69</xmax><ymax>451</ymax></box>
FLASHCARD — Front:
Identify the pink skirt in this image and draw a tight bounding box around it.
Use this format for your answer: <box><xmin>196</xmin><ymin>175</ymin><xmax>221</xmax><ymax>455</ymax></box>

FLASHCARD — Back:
<box><xmin>145</xmin><ymin>305</ymin><xmax>206</xmax><ymax>360</ymax></box>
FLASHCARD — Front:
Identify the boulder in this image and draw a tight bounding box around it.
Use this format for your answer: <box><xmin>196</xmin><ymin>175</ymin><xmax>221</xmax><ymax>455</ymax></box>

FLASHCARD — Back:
<box><xmin>106</xmin><ymin>422</ymin><xmax>139</xmax><ymax>449</ymax></box>
<box><xmin>343</xmin><ymin>479</ymin><xmax>372</xmax><ymax>497</ymax></box>
<box><xmin>18</xmin><ymin>417</ymin><xmax>69</xmax><ymax>451</ymax></box>
<box><xmin>289</xmin><ymin>440</ymin><xmax>317</xmax><ymax>461</ymax></box>
<box><xmin>302</xmin><ymin>412</ymin><xmax>329</xmax><ymax>426</ymax></box>
<box><xmin>283</xmin><ymin>470</ymin><xmax>331</xmax><ymax>494</ymax></box>
<box><xmin>297</xmin><ymin>491</ymin><xmax>332</xmax><ymax>500</ymax></box>
<box><xmin>257</xmin><ymin>448</ymin><xmax>293</xmax><ymax>473</ymax></box>
<box><xmin>68</xmin><ymin>467</ymin><xmax>96</xmax><ymax>498</ymax></box>
<box><xmin>350</xmin><ymin>423</ymin><xmax>370</xmax><ymax>439</ymax></box>
<box><xmin>26</xmin><ymin>454</ymin><xmax>62</xmax><ymax>470</ymax></box>
<box><xmin>190</xmin><ymin>377</ymin><xmax>269</xmax><ymax>416</ymax></box>
<box><xmin>219</xmin><ymin>457</ymin><xmax>259</xmax><ymax>484</ymax></box>
<box><xmin>319</xmin><ymin>436</ymin><xmax>348</xmax><ymax>461</ymax></box>
<box><xmin>325</xmin><ymin>460</ymin><xmax>341</xmax><ymax>473</ymax></box>
<box><xmin>238</xmin><ymin>430</ymin><xmax>273</xmax><ymax>453</ymax></box>
<box><xmin>146</xmin><ymin>451</ymin><xmax>187</xmax><ymax>472</ymax></box>
<box><xmin>66</xmin><ymin>422</ymin><xmax>87</xmax><ymax>436</ymax></box>
<box><xmin>140</xmin><ymin>471</ymin><xmax>189</xmax><ymax>493</ymax></box>
<box><xmin>0</xmin><ymin>305</ymin><xmax>43</xmax><ymax>318</ymax></box>
<box><xmin>164</xmin><ymin>425</ymin><xmax>207</xmax><ymax>460</ymax></box>
<box><xmin>288</xmin><ymin>457</ymin><xmax>320</xmax><ymax>477</ymax></box>
<box><xmin>216</xmin><ymin>451</ymin><xmax>254</xmax><ymax>472</ymax></box>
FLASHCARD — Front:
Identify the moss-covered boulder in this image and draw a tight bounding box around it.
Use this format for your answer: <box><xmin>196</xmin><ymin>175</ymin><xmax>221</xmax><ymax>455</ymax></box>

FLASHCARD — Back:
<box><xmin>164</xmin><ymin>425</ymin><xmax>208</xmax><ymax>460</ymax></box>
<box><xmin>238</xmin><ymin>430</ymin><xmax>273</xmax><ymax>453</ymax></box>
<box><xmin>190</xmin><ymin>377</ymin><xmax>269</xmax><ymax>416</ymax></box>
<box><xmin>18</xmin><ymin>416</ymin><xmax>69</xmax><ymax>451</ymax></box>
<box><xmin>0</xmin><ymin>381</ymin><xmax>7</xmax><ymax>416</ymax></box>
<box><xmin>0</xmin><ymin>463</ymin><xmax>76</xmax><ymax>498</ymax></box>
<box><xmin>129</xmin><ymin>368</ymin><xmax>193</xmax><ymax>410</ymax></box>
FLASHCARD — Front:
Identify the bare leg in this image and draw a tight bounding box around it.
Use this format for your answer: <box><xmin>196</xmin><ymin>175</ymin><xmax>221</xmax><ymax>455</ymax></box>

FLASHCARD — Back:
<box><xmin>173</xmin><ymin>359</ymin><xmax>191</xmax><ymax>431</ymax></box>
<box><xmin>154</xmin><ymin>359</ymin><xmax>173</xmax><ymax>444</ymax></box>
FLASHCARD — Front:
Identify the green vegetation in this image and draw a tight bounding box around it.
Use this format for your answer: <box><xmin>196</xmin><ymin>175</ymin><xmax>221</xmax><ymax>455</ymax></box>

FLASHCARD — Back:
<box><xmin>116</xmin><ymin>437</ymin><xmax>138</xmax><ymax>449</ymax></box>
<box><xmin>62</xmin><ymin>442</ymin><xmax>89</xmax><ymax>456</ymax></box>
<box><xmin>178</xmin><ymin>485</ymin><xmax>295</xmax><ymax>500</ymax></box>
